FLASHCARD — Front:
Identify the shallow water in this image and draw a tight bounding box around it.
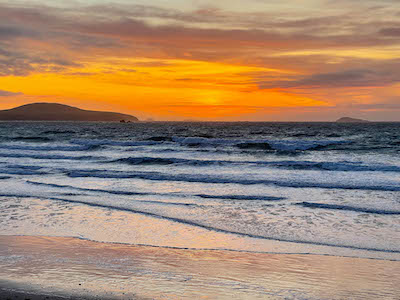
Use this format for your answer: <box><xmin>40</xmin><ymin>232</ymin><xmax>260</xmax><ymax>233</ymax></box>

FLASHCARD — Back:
<box><xmin>0</xmin><ymin>122</ymin><xmax>399</xmax><ymax>260</ymax></box>
<box><xmin>1</xmin><ymin>236</ymin><xmax>400</xmax><ymax>300</ymax></box>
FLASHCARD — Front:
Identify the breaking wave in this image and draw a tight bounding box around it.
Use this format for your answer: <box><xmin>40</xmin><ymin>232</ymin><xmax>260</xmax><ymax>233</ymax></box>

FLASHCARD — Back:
<box><xmin>70</xmin><ymin>139</ymin><xmax>159</xmax><ymax>147</ymax></box>
<box><xmin>109</xmin><ymin>156</ymin><xmax>400</xmax><ymax>172</ymax></box>
<box><xmin>11</xmin><ymin>136</ymin><xmax>53</xmax><ymax>142</ymax></box>
<box><xmin>196</xmin><ymin>194</ymin><xmax>285</xmax><ymax>201</ymax></box>
<box><xmin>26</xmin><ymin>180</ymin><xmax>285</xmax><ymax>202</ymax></box>
<box><xmin>2</xmin><ymin>192</ymin><xmax>398</xmax><ymax>254</ymax></box>
<box><xmin>297</xmin><ymin>202</ymin><xmax>400</xmax><ymax>215</ymax></box>
<box><xmin>65</xmin><ymin>169</ymin><xmax>400</xmax><ymax>191</ymax></box>
<box><xmin>0</xmin><ymin>143</ymin><xmax>100</xmax><ymax>152</ymax></box>
<box><xmin>172</xmin><ymin>137</ymin><xmax>350</xmax><ymax>151</ymax></box>
<box><xmin>110</xmin><ymin>156</ymin><xmax>226</xmax><ymax>166</ymax></box>
<box><xmin>0</xmin><ymin>153</ymin><xmax>105</xmax><ymax>161</ymax></box>
<box><xmin>0</xmin><ymin>168</ymin><xmax>47</xmax><ymax>176</ymax></box>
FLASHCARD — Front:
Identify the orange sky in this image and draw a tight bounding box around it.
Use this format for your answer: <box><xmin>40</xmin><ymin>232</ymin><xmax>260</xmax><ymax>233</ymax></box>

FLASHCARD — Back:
<box><xmin>0</xmin><ymin>0</ymin><xmax>400</xmax><ymax>121</ymax></box>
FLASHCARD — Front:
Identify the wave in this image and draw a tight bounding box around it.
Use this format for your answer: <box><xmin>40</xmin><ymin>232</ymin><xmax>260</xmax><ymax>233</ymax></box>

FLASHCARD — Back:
<box><xmin>254</xmin><ymin>140</ymin><xmax>349</xmax><ymax>151</ymax></box>
<box><xmin>42</xmin><ymin>130</ymin><xmax>76</xmax><ymax>135</ymax></box>
<box><xmin>27</xmin><ymin>180</ymin><xmax>285</xmax><ymax>203</ymax></box>
<box><xmin>172</xmin><ymin>137</ymin><xmax>350</xmax><ymax>152</ymax></box>
<box><xmin>0</xmin><ymin>176</ymin><xmax>10</xmax><ymax>180</ymax></box>
<box><xmin>11</xmin><ymin>136</ymin><xmax>53</xmax><ymax>142</ymax></box>
<box><xmin>11</xmin><ymin>136</ymin><xmax>351</xmax><ymax>153</ymax></box>
<box><xmin>70</xmin><ymin>139</ymin><xmax>159</xmax><ymax>147</ymax></box>
<box><xmin>297</xmin><ymin>202</ymin><xmax>400</xmax><ymax>215</ymax></box>
<box><xmin>3</xmin><ymin>192</ymin><xmax>398</xmax><ymax>254</ymax></box>
<box><xmin>267</xmin><ymin>160</ymin><xmax>400</xmax><ymax>172</ymax></box>
<box><xmin>0</xmin><ymin>193</ymin><xmax>54</xmax><ymax>199</ymax></box>
<box><xmin>0</xmin><ymin>143</ymin><xmax>99</xmax><ymax>152</ymax></box>
<box><xmin>27</xmin><ymin>181</ymin><xmax>205</xmax><ymax>207</ymax></box>
<box><xmin>5</xmin><ymin>165</ymin><xmax>43</xmax><ymax>170</ymax></box>
<box><xmin>0</xmin><ymin>153</ymin><xmax>105</xmax><ymax>161</ymax></box>
<box><xmin>27</xmin><ymin>180</ymin><xmax>149</xmax><ymax>196</ymax></box>
<box><xmin>108</xmin><ymin>156</ymin><xmax>400</xmax><ymax>172</ymax></box>
<box><xmin>236</xmin><ymin>142</ymin><xmax>273</xmax><ymax>150</ymax></box>
<box><xmin>112</xmin><ymin>157</ymin><xmax>185</xmax><ymax>166</ymax></box>
<box><xmin>196</xmin><ymin>194</ymin><xmax>285</xmax><ymax>201</ymax></box>
<box><xmin>291</xmin><ymin>133</ymin><xmax>321</xmax><ymax>138</ymax></box>
<box><xmin>0</xmin><ymin>167</ymin><xmax>47</xmax><ymax>176</ymax></box>
<box><xmin>0</xmin><ymin>191</ymin><xmax>198</xmax><ymax>208</ymax></box>
<box><xmin>146</xmin><ymin>136</ymin><xmax>173</xmax><ymax>142</ymax></box>
<box><xmin>110</xmin><ymin>157</ymin><xmax>226</xmax><ymax>166</ymax></box>
<box><xmin>132</xmin><ymin>200</ymin><xmax>200</xmax><ymax>207</ymax></box>
<box><xmin>65</xmin><ymin>169</ymin><xmax>400</xmax><ymax>191</ymax></box>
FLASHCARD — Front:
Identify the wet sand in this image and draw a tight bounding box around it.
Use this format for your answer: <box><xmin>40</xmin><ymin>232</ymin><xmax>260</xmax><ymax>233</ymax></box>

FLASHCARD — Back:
<box><xmin>1</xmin><ymin>235</ymin><xmax>399</xmax><ymax>299</ymax></box>
<box><xmin>0</xmin><ymin>286</ymin><xmax>122</xmax><ymax>300</ymax></box>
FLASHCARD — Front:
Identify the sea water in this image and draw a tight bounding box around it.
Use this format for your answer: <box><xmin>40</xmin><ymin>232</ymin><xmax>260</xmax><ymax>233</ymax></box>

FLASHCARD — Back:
<box><xmin>0</xmin><ymin>122</ymin><xmax>399</xmax><ymax>260</ymax></box>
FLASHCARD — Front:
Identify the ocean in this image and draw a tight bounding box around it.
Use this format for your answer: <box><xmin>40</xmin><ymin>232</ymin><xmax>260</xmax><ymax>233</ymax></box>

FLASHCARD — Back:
<box><xmin>0</xmin><ymin>121</ymin><xmax>399</xmax><ymax>298</ymax></box>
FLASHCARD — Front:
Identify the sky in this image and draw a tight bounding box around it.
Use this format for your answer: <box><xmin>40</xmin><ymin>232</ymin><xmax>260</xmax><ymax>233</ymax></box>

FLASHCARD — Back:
<box><xmin>0</xmin><ymin>0</ymin><xmax>400</xmax><ymax>121</ymax></box>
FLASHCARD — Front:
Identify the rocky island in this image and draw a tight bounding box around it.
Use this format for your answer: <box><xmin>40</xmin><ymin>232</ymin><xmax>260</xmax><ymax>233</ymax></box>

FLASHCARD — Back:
<box><xmin>0</xmin><ymin>103</ymin><xmax>138</xmax><ymax>122</ymax></box>
<box><xmin>336</xmin><ymin>117</ymin><xmax>370</xmax><ymax>123</ymax></box>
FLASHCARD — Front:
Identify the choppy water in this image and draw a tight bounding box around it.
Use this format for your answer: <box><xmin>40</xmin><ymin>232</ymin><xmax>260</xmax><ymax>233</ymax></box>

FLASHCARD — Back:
<box><xmin>0</xmin><ymin>122</ymin><xmax>399</xmax><ymax>260</ymax></box>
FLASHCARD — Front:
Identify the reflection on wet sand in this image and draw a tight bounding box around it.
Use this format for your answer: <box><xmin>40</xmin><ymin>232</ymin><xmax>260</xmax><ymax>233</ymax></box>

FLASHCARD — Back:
<box><xmin>1</xmin><ymin>235</ymin><xmax>399</xmax><ymax>299</ymax></box>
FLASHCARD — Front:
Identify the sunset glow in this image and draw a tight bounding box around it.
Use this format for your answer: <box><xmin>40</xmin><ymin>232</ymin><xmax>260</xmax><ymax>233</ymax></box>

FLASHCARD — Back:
<box><xmin>1</xmin><ymin>0</ymin><xmax>399</xmax><ymax>121</ymax></box>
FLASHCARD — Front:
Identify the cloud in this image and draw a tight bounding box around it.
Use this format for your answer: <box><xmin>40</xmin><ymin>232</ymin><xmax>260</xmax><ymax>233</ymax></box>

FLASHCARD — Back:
<box><xmin>0</xmin><ymin>48</ymin><xmax>82</xmax><ymax>76</ymax></box>
<box><xmin>0</xmin><ymin>89</ymin><xmax>23</xmax><ymax>97</ymax></box>
<box><xmin>379</xmin><ymin>27</ymin><xmax>400</xmax><ymax>37</ymax></box>
<box><xmin>257</xmin><ymin>58</ymin><xmax>400</xmax><ymax>89</ymax></box>
<box><xmin>351</xmin><ymin>102</ymin><xmax>400</xmax><ymax>110</ymax></box>
<box><xmin>1</xmin><ymin>2</ymin><xmax>400</xmax><ymax>58</ymax></box>
<box><xmin>0</xmin><ymin>0</ymin><xmax>400</xmax><ymax>121</ymax></box>
<box><xmin>0</xmin><ymin>25</ymin><xmax>30</xmax><ymax>38</ymax></box>
<box><xmin>132</xmin><ymin>61</ymin><xmax>172</xmax><ymax>67</ymax></box>
<box><xmin>0</xmin><ymin>2</ymin><xmax>398</xmax><ymax>72</ymax></box>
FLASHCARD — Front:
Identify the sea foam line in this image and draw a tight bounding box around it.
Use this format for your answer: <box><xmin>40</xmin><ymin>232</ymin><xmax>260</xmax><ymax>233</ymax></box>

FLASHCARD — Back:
<box><xmin>1</xmin><ymin>192</ymin><xmax>399</xmax><ymax>254</ymax></box>
<box><xmin>26</xmin><ymin>180</ymin><xmax>285</xmax><ymax>202</ymax></box>
<box><xmin>0</xmin><ymin>153</ymin><xmax>105</xmax><ymax>160</ymax></box>
<box><xmin>0</xmin><ymin>143</ymin><xmax>99</xmax><ymax>152</ymax></box>
<box><xmin>0</xmin><ymin>192</ymin><xmax>199</xmax><ymax>208</ymax></box>
<box><xmin>297</xmin><ymin>202</ymin><xmax>400</xmax><ymax>215</ymax></box>
<box><xmin>65</xmin><ymin>169</ymin><xmax>400</xmax><ymax>192</ymax></box>
<box><xmin>108</xmin><ymin>156</ymin><xmax>400</xmax><ymax>172</ymax></box>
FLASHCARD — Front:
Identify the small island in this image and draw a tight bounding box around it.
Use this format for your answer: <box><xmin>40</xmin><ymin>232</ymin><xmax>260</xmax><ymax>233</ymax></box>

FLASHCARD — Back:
<box><xmin>336</xmin><ymin>117</ymin><xmax>370</xmax><ymax>123</ymax></box>
<box><xmin>0</xmin><ymin>103</ymin><xmax>138</xmax><ymax>122</ymax></box>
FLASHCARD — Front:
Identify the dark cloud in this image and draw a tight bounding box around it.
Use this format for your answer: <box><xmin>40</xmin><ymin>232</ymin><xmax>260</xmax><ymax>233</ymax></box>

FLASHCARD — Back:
<box><xmin>133</xmin><ymin>61</ymin><xmax>173</xmax><ymax>67</ymax></box>
<box><xmin>0</xmin><ymin>55</ymin><xmax>35</xmax><ymax>76</ymax></box>
<box><xmin>257</xmin><ymin>58</ymin><xmax>400</xmax><ymax>89</ymax></box>
<box><xmin>66</xmin><ymin>72</ymin><xmax>96</xmax><ymax>76</ymax></box>
<box><xmin>0</xmin><ymin>45</ymin><xmax>82</xmax><ymax>76</ymax></box>
<box><xmin>0</xmin><ymin>89</ymin><xmax>23</xmax><ymax>97</ymax></box>
<box><xmin>0</xmin><ymin>25</ymin><xmax>28</xmax><ymax>38</ymax></box>
<box><xmin>351</xmin><ymin>102</ymin><xmax>400</xmax><ymax>110</ymax></box>
<box><xmin>379</xmin><ymin>27</ymin><xmax>400</xmax><ymax>36</ymax></box>
<box><xmin>119</xmin><ymin>68</ymin><xmax>137</xmax><ymax>73</ymax></box>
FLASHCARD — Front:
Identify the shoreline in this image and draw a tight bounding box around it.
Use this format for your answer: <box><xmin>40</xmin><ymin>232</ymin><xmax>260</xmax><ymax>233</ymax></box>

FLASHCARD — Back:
<box><xmin>5</xmin><ymin>234</ymin><xmax>400</xmax><ymax>262</ymax></box>
<box><xmin>0</xmin><ymin>284</ymin><xmax>131</xmax><ymax>300</ymax></box>
<box><xmin>1</xmin><ymin>235</ymin><xmax>399</xmax><ymax>299</ymax></box>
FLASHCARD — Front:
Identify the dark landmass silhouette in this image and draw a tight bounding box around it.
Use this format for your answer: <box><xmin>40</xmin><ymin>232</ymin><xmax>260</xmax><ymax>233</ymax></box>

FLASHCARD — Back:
<box><xmin>0</xmin><ymin>103</ymin><xmax>139</xmax><ymax>121</ymax></box>
<box><xmin>336</xmin><ymin>117</ymin><xmax>369</xmax><ymax>123</ymax></box>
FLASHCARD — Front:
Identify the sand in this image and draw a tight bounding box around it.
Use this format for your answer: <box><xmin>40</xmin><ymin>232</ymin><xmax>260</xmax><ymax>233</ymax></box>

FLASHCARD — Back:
<box><xmin>1</xmin><ymin>235</ymin><xmax>399</xmax><ymax>299</ymax></box>
<box><xmin>0</xmin><ymin>286</ymin><xmax>120</xmax><ymax>300</ymax></box>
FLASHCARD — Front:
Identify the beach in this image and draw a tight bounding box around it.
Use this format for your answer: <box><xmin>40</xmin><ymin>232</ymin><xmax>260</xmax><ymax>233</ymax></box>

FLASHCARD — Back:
<box><xmin>1</xmin><ymin>235</ymin><xmax>400</xmax><ymax>299</ymax></box>
<box><xmin>2</xmin><ymin>0</ymin><xmax>400</xmax><ymax>297</ymax></box>
<box><xmin>1</xmin><ymin>122</ymin><xmax>400</xmax><ymax>298</ymax></box>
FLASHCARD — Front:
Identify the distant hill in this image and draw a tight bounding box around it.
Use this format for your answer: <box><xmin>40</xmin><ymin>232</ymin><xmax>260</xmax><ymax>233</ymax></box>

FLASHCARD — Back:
<box><xmin>336</xmin><ymin>117</ymin><xmax>369</xmax><ymax>123</ymax></box>
<box><xmin>0</xmin><ymin>103</ymin><xmax>139</xmax><ymax>121</ymax></box>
